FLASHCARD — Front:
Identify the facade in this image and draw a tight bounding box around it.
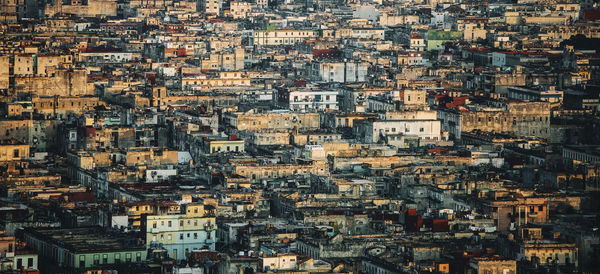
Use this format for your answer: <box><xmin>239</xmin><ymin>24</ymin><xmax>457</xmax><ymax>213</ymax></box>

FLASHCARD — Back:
<box><xmin>486</xmin><ymin>196</ymin><xmax>549</xmax><ymax>232</ymax></box>
<box><xmin>309</xmin><ymin>61</ymin><xmax>369</xmax><ymax>83</ymax></box>
<box><xmin>224</xmin><ymin>110</ymin><xmax>321</xmax><ymax>132</ymax></box>
<box><xmin>286</xmin><ymin>89</ymin><xmax>339</xmax><ymax>111</ymax></box>
<box><xmin>260</xmin><ymin>254</ymin><xmax>297</xmax><ymax>272</ymax></box>
<box><xmin>202</xmin><ymin>0</ymin><xmax>222</xmax><ymax>15</ymax></box>
<box><xmin>460</xmin><ymin>101</ymin><xmax>551</xmax><ymax>139</ymax></box>
<box><xmin>146</xmin><ymin>204</ymin><xmax>217</xmax><ymax>260</ymax></box>
<box><xmin>470</xmin><ymin>257</ymin><xmax>516</xmax><ymax>274</ymax></box>
<box><xmin>229</xmin><ymin>1</ymin><xmax>254</xmax><ymax>19</ymax></box>
<box><xmin>521</xmin><ymin>242</ymin><xmax>578</xmax><ymax>267</ymax></box>
<box><xmin>201</xmin><ymin>136</ymin><xmax>245</xmax><ymax>154</ymax></box>
<box><xmin>354</xmin><ymin>119</ymin><xmax>442</xmax><ymax>144</ymax></box>
<box><xmin>507</xmin><ymin>86</ymin><xmax>563</xmax><ymax>103</ymax></box>
<box><xmin>23</xmin><ymin>228</ymin><xmax>147</xmax><ymax>271</ymax></box>
<box><xmin>253</xmin><ymin>29</ymin><xmax>317</xmax><ymax>46</ymax></box>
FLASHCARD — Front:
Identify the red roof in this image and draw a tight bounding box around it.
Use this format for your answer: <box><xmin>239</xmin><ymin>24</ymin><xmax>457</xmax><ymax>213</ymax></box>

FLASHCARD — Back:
<box><xmin>584</xmin><ymin>10</ymin><xmax>600</xmax><ymax>21</ymax></box>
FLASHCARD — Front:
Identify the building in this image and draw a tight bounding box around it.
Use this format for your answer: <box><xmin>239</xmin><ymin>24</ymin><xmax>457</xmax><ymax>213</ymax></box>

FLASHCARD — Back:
<box><xmin>253</xmin><ymin>29</ymin><xmax>317</xmax><ymax>46</ymax></box>
<box><xmin>23</xmin><ymin>227</ymin><xmax>147</xmax><ymax>271</ymax></box>
<box><xmin>0</xmin><ymin>140</ymin><xmax>29</xmax><ymax>162</ymax></box>
<box><xmin>280</xmin><ymin>87</ymin><xmax>339</xmax><ymax>111</ymax></box>
<box><xmin>458</xmin><ymin>101</ymin><xmax>552</xmax><ymax>139</ymax></box>
<box><xmin>200</xmin><ymin>135</ymin><xmax>245</xmax><ymax>154</ymax></box>
<box><xmin>507</xmin><ymin>86</ymin><xmax>563</xmax><ymax>103</ymax></box>
<box><xmin>201</xmin><ymin>0</ymin><xmax>222</xmax><ymax>15</ymax></box>
<box><xmin>229</xmin><ymin>1</ymin><xmax>254</xmax><ymax>19</ymax></box>
<box><xmin>469</xmin><ymin>257</ymin><xmax>516</xmax><ymax>274</ymax></box>
<box><xmin>260</xmin><ymin>254</ymin><xmax>297</xmax><ymax>272</ymax></box>
<box><xmin>309</xmin><ymin>61</ymin><xmax>369</xmax><ymax>83</ymax></box>
<box><xmin>223</xmin><ymin>110</ymin><xmax>321</xmax><ymax>132</ymax></box>
<box><xmin>354</xmin><ymin>113</ymin><xmax>442</xmax><ymax>145</ymax></box>
<box><xmin>146</xmin><ymin>203</ymin><xmax>217</xmax><ymax>260</ymax></box>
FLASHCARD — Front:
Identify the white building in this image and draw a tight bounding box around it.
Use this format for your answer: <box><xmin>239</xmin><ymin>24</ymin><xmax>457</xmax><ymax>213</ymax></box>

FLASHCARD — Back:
<box><xmin>79</xmin><ymin>51</ymin><xmax>139</xmax><ymax>63</ymax></box>
<box><xmin>437</xmin><ymin>109</ymin><xmax>462</xmax><ymax>140</ymax></box>
<box><xmin>354</xmin><ymin>118</ymin><xmax>442</xmax><ymax>145</ymax></box>
<box><xmin>253</xmin><ymin>29</ymin><xmax>317</xmax><ymax>46</ymax></box>
<box><xmin>146</xmin><ymin>204</ymin><xmax>216</xmax><ymax>261</ymax></box>
<box><xmin>145</xmin><ymin>168</ymin><xmax>177</xmax><ymax>183</ymax></box>
<box><xmin>261</xmin><ymin>254</ymin><xmax>298</xmax><ymax>272</ymax></box>
<box><xmin>286</xmin><ymin>88</ymin><xmax>339</xmax><ymax>111</ymax></box>
<box><xmin>309</xmin><ymin>61</ymin><xmax>369</xmax><ymax>83</ymax></box>
<box><xmin>14</xmin><ymin>251</ymin><xmax>38</xmax><ymax>272</ymax></box>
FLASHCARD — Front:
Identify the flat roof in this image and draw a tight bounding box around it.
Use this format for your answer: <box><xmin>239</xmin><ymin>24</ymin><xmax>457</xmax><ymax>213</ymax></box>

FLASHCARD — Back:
<box><xmin>24</xmin><ymin>227</ymin><xmax>146</xmax><ymax>254</ymax></box>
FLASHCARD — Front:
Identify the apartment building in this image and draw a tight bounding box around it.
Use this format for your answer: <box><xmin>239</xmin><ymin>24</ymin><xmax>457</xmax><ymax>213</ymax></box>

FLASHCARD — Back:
<box><xmin>146</xmin><ymin>204</ymin><xmax>217</xmax><ymax>260</ymax></box>
<box><xmin>253</xmin><ymin>29</ymin><xmax>317</xmax><ymax>46</ymax></box>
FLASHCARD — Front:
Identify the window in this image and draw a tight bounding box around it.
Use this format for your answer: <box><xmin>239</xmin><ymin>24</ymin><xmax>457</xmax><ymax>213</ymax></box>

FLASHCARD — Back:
<box><xmin>13</xmin><ymin>149</ymin><xmax>19</xmax><ymax>158</ymax></box>
<box><xmin>180</xmin><ymin>234</ymin><xmax>183</xmax><ymax>240</ymax></box>
<box><xmin>125</xmin><ymin>253</ymin><xmax>132</xmax><ymax>263</ymax></box>
<box><xmin>102</xmin><ymin>254</ymin><xmax>108</xmax><ymax>264</ymax></box>
<box><xmin>194</xmin><ymin>233</ymin><xmax>198</xmax><ymax>239</ymax></box>
<box><xmin>27</xmin><ymin>258</ymin><xmax>34</xmax><ymax>267</ymax></box>
<box><xmin>115</xmin><ymin>253</ymin><xmax>121</xmax><ymax>264</ymax></box>
<box><xmin>168</xmin><ymin>221</ymin><xmax>172</xmax><ymax>227</ymax></box>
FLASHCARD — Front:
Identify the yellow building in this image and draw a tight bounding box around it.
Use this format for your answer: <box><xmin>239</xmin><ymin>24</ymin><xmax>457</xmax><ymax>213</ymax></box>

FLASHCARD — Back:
<box><xmin>126</xmin><ymin>200</ymin><xmax>180</xmax><ymax>228</ymax></box>
<box><xmin>0</xmin><ymin>141</ymin><xmax>29</xmax><ymax>162</ymax></box>
<box><xmin>224</xmin><ymin>110</ymin><xmax>320</xmax><ymax>132</ymax></box>
<box><xmin>125</xmin><ymin>149</ymin><xmax>178</xmax><ymax>167</ymax></box>
<box><xmin>202</xmin><ymin>136</ymin><xmax>245</xmax><ymax>154</ymax></box>
<box><xmin>234</xmin><ymin>160</ymin><xmax>329</xmax><ymax>182</ymax></box>
<box><xmin>523</xmin><ymin>242</ymin><xmax>577</xmax><ymax>267</ymax></box>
